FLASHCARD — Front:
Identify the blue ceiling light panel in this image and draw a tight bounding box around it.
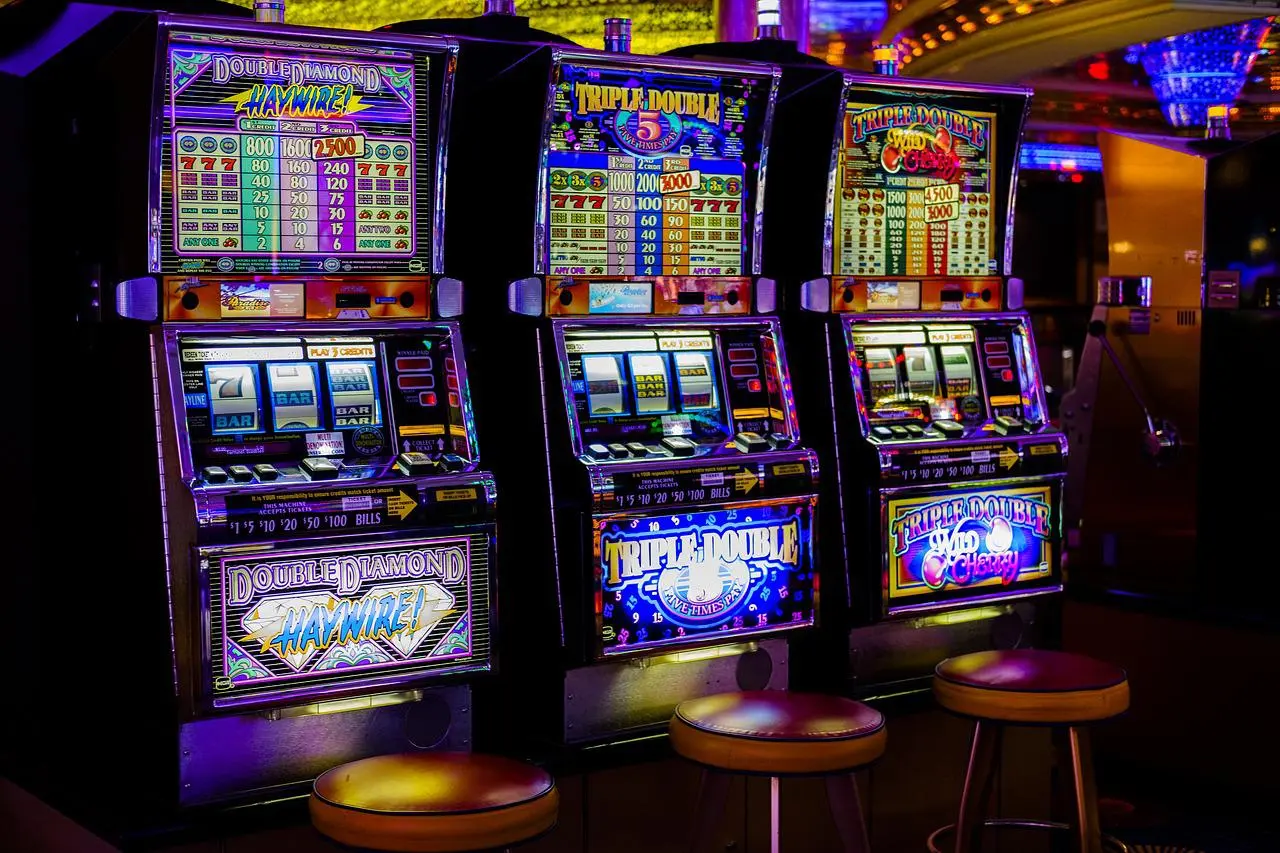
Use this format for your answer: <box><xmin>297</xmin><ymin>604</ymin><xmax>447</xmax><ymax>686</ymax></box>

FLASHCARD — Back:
<box><xmin>1127</xmin><ymin>18</ymin><xmax>1272</xmax><ymax>128</ymax></box>
<box><xmin>811</xmin><ymin>0</ymin><xmax>887</xmax><ymax>35</ymax></box>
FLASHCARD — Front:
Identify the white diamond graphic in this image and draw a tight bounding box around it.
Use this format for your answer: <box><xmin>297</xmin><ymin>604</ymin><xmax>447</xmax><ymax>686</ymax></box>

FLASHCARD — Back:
<box><xmin>373</xmin><ymin>582</ymin><xmax>457</xmax><ymax>659</ymax></box>
<box><xmin>241</xmin><ymin>593</ymin><xmax>338</xmax><ymax>672</ymax></box>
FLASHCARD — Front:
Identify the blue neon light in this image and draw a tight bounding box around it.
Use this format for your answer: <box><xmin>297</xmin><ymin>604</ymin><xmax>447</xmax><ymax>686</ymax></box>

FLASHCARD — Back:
<box><xmin>811</xmin><ymin>0</ymin><xmax>887</xmax><ymax>35</ymax></box>
<box><xmin>1127</xmin><ymin>18</ymin><xmax>1272</xmax><ymax>128</ymax></box>
<box><xmin>1019</xmin><ymin>143</ymin><xmax>1103</xmax><ymax>173</ymax></box>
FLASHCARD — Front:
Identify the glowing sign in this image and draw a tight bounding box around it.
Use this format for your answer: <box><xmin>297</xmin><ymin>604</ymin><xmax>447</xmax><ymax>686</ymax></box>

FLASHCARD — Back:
<box><xmin>546</xmin><ymin>62</ymin><xmax>768</xmax><ymax>278</ymax></box>
<box><xmin>161</xmin><ymin>30</ymin><xmax>430</xmax><ymax>275</ymax></box>
<box><xmin>886</xmin><ymin>484</ymin><xmax>1055</xmax><ymax>602</ymax></box>
<box><xmin>208</xmin><ymin>534</ymin><xmax>489</xmax><ymax>706</ymax></box>
<box><xmin>596</xmin><ymin>499</ymin><xmax>816</xmax><ymax>656</ymax></box>
<box><xmin>836</xmin><ymin>101</ymin><xmax>997</xmax><ymax>279</ymax></box>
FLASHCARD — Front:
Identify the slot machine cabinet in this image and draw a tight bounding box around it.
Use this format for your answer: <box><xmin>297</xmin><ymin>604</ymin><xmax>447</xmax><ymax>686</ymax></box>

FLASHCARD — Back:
<box><xmin>787</xmin><ymin>77</ymin><xmax>1066</xmax><ymax>696</ymax></box>
<box><xmin>4</xmin><ymin>11</ymin><xmax>494</xmax><ymax>829</ymax></box>
<box><xmin>529</xmin><ymin>49</ymin><xmax>820</xmax><ymax>747</ymax></box>
<box><xmin>440</xmin><ymin>32</ymin><xmax>820</xmax><ymax>748</ymax></box>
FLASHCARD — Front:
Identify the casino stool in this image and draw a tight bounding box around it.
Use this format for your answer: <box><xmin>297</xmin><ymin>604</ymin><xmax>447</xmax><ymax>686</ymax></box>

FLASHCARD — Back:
<box><xmin>309</xmin><ymin>752</ymin><xmax>559</xmax><ymax>852</ymax></box>
<box><xmin>927</xmin><ymin>649</ymin><xmax>1131</xmax><ymax>853</ymax></box>
<box><xmin>670</xmin><ymin>691</ymin><xmax>886</xmax><ymax>853</ymax></box>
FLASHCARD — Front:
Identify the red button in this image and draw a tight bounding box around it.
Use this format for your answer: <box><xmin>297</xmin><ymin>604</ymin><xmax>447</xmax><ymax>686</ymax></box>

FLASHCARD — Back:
<box><xmin>985</xmin><ymin>355</ymin><xmax>1011</xmax><ymax>369</ymax></box>
<box><xmin>395</xmin><ymin>356</ymin><xmax>432</xmax><ymax>372</ymax></box>
<box><xmin>748</xmin><ymin>379</ymin><xmax>762</xmax><ymax>392</ymax></box>
<box><xmin>728</xmin><ymin>348</ymin><xmax>756</xmax><ymax>362</ymax></box>
<box><xmin>419</xmin><ymin>392</ymin><xmax>437</xmax><ymax>406</ymax></box>
<box><xmin>983</xmin><ymin>341</ymin><xmax>1009</xmax><ymax>354</ymax></box>
<box><xmin>1001</xmin><ymin>369</ymin><xmax>1014</xmax><ymax>382</ymax></box>
<box><xmin>448</xmin><ymin>392</ymin><xmax>460</xmax><ymax>408</ymax></box>
<box><xmin>397</xmin><ymin>374</ymin><xmax>434</xmax><ymax>389</ymax></box>
<box><xmin>445</xmin><ymin>357</ymin><xmax>456</xmax><ymax>373</ymax></box>
<box><xmin>730</xmin><ymin>363</ymin><xmax>759</xmax><ymax>378</ymax></box>
<box><xmin>445</xmin><ymin>374</ymin><xmax>459</xmax><ymax>391</ymax></box>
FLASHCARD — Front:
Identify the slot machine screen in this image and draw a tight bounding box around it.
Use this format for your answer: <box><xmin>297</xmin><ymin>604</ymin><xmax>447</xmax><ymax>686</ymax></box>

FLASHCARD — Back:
<box><xmin>565</xmin><ymin>328</ymin><xmax>729</xmax><ymax>447</ymax></box>
<box><xmin>834</xmin><ymin>101</ymin><xmax>997</xmax><ymax>278</ymax></box>
<box><xmin>560</xmin><ymin>324</ymin><xmax>793</xmax><ymax>452</ymax></box>
<box><xmin>545</xmin><ymin>62</ymin><xmax>771</xmax><ymax>278</ymax></box>
<box><xmin>850</xmin><ymin>324</ymin><xmax>987</xmax><ymax>429</ymax></box>
<box><xmin>159</xmin><ymin>29</ymin><xmax>434</xmax><ymax>275</ymax></box>
<box><xmin>176</xmin><ymin>330</ymin><xmax>470</xmax><ymax>468</ymax></box>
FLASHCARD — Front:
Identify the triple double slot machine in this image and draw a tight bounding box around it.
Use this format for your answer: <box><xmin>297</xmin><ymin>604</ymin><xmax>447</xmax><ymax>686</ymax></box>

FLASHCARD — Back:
<box><xmin>747</xmin><ymin>72</ymin><xmax>1066</xmax><ymax>692</ymax></box>
<box><xmin>8</xmin><ymin>11</ymin><xmax>493</xmax><ymax>823</ymax></box>
<box><xmin>472</xmin><ymin>41</ymin><xmax>821</xmax><ymax>747</ymax></box>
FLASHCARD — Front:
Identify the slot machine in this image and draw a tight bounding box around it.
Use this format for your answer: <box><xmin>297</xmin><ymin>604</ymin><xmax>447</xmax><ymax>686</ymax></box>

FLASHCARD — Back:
<box><xmin>4</xmin><ymin>8</ymin><xmax>493</xmax><ymax>828</ymax></box>
<box><xmin>787</xmin><ymin>75</ymin><xmax>1066</xmax><ymax>694</ymax></box>
<box><xmin>808</xmin><ymin>78</ymin><xmax>1070</xmax><ymax>691</ymax></box>
<box><xmin>525</xmin><ymin>41</ymin><xmax>821</xmax><ymax>747</ymax></box>
<box><xmin>416</xmin><ymin>17</ymin><xmax>818</xmax><ymax>748</ymax></box>
<box><xmin>666</xmin><ymin>20</ymin><xmax>1065</xmax><ymax>696</ymax></box>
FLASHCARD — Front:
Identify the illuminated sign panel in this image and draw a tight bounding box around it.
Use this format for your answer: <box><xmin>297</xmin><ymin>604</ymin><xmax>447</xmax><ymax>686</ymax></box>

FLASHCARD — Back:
<box><xmin>836</xmin><ymin>102</ymin><xmax>997</xmax><ymax>278</ymax></box>
<box><xmin>161</xmin><ymin>30</ymin><xmax>431</xmax><ymax>275</ymax></box>
<box><xmin>596</xmin><ymin>498</ymin><xmax>816</xmax><ymax>656</ymax></box>
<box><xmin>546</xmin><ymin>62</ymin><xmax>769</xmax><ymax>278</ymax></box>
<box><xmin>886</xmin><ymin>483</ymin><xmax>1054</xmax><ymax>604</ymax></box>
<box><xmin>207</xmin><ymin>534</ymin><xmax>489</xmax><ymax>707</ymax></box>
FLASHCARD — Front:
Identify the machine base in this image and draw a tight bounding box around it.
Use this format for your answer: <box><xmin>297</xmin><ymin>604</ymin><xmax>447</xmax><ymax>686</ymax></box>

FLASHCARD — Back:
<box><xmin>563</xmin><ymin>639</ymin><xmax>788</xmax><ymax>744</ymax></box>
<box><xmin>179</xmin><ymin>684</ymin><xmax>471</xmax><ymax>806</ymax></box>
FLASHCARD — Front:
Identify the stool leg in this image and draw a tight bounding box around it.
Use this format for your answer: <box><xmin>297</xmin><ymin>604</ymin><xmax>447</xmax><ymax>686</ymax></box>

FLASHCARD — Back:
<box><xmin>824</xmin><ymin>773</ymin><xmax>871</xmax><ymax>853</ymax></box>
<box><xmin>770</xmin><ymin>776</ymin><xmax>781</xmax><ymax>853</ymax></box>
<box><xmin>688</xmin><ymin>769</ymin><xmax>731</xmax><ymax>853</ymax></box>
<box><xmin>1068</xmin><ymin>727</ymin><xmax>1104</xmax><ymax>853</ymax></box>
<box><xmin>955</xmin><ymin>721</ymin><xmax>1003</xmax><ymax>853</ymax></box>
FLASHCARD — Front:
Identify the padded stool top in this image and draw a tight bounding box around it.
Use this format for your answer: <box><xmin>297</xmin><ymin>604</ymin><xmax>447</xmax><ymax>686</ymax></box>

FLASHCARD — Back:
<box><xmin>310</xmin><ymin>752</ymin><xmax>558</xmax><ymax>852</ymax></box>
<box><xmin>934</xmin><ymin>650</ymin><xmax>1130</xmax><ymax>724</ymax></box>
<box><xmin>670</xmin><ymin>691</ymin><xmax>886</xmax><ymax>775</ymax></box>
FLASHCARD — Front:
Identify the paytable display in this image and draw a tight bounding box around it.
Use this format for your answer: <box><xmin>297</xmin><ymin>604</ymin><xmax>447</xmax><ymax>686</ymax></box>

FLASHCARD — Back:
<box><xmin>162</xmin><ymin>31</ymin><xmax>432</xmax><ymax>275</ymax></box>
<box><xmin>546</xmin><ymin>63</ymin><xmax>770</xmax><ymax>278</ymax></box>
<box><xmin>835</xmin><ymin>102</ymin><xmax>997</xmax><ymax>279</ymax></box>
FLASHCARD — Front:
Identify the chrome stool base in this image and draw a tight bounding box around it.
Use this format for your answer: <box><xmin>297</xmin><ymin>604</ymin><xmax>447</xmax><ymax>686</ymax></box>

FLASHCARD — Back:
<box><xmin>927</xmin><ymin>818</ymin><xmax>1130</xmax><ymax>853</ymax></box>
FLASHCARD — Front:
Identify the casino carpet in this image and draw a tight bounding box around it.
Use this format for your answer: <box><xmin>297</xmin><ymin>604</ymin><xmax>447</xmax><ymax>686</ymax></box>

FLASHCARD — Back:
<box><xmin>1101</xmin><ymin>793</ymin><xmax>1280</xmax><ymax>853</ymax></box>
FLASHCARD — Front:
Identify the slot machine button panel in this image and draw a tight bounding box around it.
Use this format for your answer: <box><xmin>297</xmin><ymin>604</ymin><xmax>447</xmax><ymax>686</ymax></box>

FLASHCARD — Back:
<box><xmin>607</xmin><ymin>443</ymin><xmax>631</xmax><ymax>458</ymax></box>
<box><xmin>587</xmin><ymin>443</ymin><xmax>612</xmax><ymax>460</ymax></box>
<box><xmin>766</xmin><ymin>432</ymin><xmax>792</xmax><ymax>450</ymax></box>
<box><xmin>872</xmin><ymin>426</ymin><xmax>893</xmax><ymax>440</ymax></box>
<box><xmin>662</xmin><ymin>436</ymin><xmax>697</xmax><ymax>457</ymax></box>
<box><xmin>228</xmin><ymin>465</ymin><xmax>254</xmax><ymax>483</ymax></box>
<box><xmin>933</xmin><ymin>420</ymin><xmax>965</xmax><ymax>438</ymax></box>
<box><xmin>994</xmin><ymin>416</ymin><xmax>1025</xmax><ymax>436</ymax></box>
<box><xmin>905</xmin><ymin>424</ymin><xmax>925</xmax><ymax>438</ymax></box>
<box><xmin>626</xmin><ymin>442</ymin><xmax>649</xmax><ymax>457</ymax></box>
<box><xmin>202</xmin><ymin>465</ymin><xmax>229</xmax><ymax>484</ymax></box>
<box><xmin>439</xmin><ymin>454</ymin><xmax>467</xmax><ymax>473</ymax></box>
<box><xmin>301</xmin><ymin>457</ymin><xmax>341</xmax><ymax>481</ymax></box>
<box><xmin>889</xmin><ymin>426</ymin><xmax>909</xmax><ymax>439</ymax></box>
<box><xmin>396</xmin><ymin>452</ymin><xmax>440</xmax><ymax>476</ymax></box>
<box><xmin>252</xmin><ymin>463</ymin><xmax>280</xmax><ymax>481</ymax></box>
<box><xmin>734</xmin><ymin>431</ymin><xmax>769</xmax><ymax>453</ymax></box>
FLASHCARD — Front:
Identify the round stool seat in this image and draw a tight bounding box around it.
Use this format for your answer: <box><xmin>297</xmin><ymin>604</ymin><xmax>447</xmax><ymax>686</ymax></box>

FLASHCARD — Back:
<box><xmin>310</xmin><ymin>752</ymin><xmax>558</xmax><ymax>852</ymax></box>
<box><xmin>934</xmin><ymin>650</ymin><xmax>1129</xmax><ymax>724</ymax></box>
<box><xmin>670</xmin><ymin>691</ymin><xmax>886</xmax><ymax>775</ymax></box>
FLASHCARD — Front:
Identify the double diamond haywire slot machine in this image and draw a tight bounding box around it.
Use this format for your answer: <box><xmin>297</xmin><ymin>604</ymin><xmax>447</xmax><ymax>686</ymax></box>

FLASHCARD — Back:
<box><xmin>430</xmin><ymin>21</ymin><xmax>819</xmax><ymax>747</ymax></box>
<box><xmin>793</xmin><ymin>76</ymin><xmax>1068</xmax><ymax>694</ymax></box>
<box><xmin>6</xmin><ymin>8</ymin><xmax>493</xmax><ymax>825</ymax></box>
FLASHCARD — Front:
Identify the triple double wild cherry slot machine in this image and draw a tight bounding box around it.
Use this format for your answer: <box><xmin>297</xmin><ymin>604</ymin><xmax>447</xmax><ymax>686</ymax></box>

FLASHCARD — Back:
<box><xmin>8</xmin><ymin>11</ymin><xmax>493</xmax><ymax>822</ymax></box>
<box><xmin>788</xmin><ymin>78</ymin><xmax>1067</xmax><ymax>694</ymax></box>
<box><xmin>489</xmin><ymin>42</ymin><xmax>821</xmax><ymax>747</ymax></box>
